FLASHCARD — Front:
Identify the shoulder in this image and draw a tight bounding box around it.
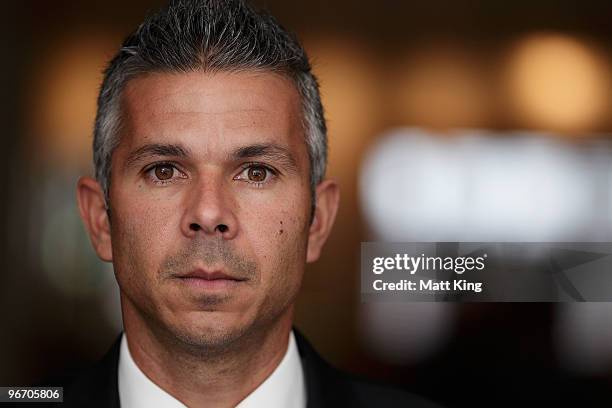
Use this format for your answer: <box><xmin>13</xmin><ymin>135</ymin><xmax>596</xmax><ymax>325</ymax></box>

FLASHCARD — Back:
<box><xmin>293</xmin><ymin>329</ymin><xmax>443</xmax><ymax>408</ymax></box>
<box><xmin>33</xmin><ymin>335</ymin><xmax>122</xmax><ymax>408</ymax></box>
<box><xmin>340</xmin><ymin>375</ymin><xmax>443</xmax><ymax>408</ymax></box>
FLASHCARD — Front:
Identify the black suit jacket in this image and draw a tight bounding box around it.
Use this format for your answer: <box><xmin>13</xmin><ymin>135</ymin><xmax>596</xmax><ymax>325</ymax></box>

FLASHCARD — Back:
<box><xmin>37</xmin><ymin>330</ymin><xmax>440</xmax><ymax>408</ymax></box>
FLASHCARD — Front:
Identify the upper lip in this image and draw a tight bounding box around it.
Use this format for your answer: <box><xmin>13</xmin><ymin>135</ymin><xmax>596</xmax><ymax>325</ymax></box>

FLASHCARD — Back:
<box><xmin>177</xmin><ymin>269</ymin><xmax>245</xmax><ymax>281</ymax></box>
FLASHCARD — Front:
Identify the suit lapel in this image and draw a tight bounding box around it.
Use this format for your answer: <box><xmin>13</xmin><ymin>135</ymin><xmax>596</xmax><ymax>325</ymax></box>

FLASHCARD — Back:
<box><xmin>293</xmin><ymin>328</ymin><xmax>349</xmax><ymax>408</ymax></box>
<box><xmin>63</xmin><ymin>334</ymin><xmax>122</xmax><ymax>408</ymax></box>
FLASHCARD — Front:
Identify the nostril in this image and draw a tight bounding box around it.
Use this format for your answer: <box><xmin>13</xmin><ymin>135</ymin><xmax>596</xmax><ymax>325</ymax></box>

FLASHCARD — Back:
<box><xmin>216</xmin><ymin>224</ymin><xmax>228</xmax><ymax>233</ymax></box>
<box><xmin>190</xmin><ymin>223</ymin><xmax>201</xmax><ymax>231</ymax></box>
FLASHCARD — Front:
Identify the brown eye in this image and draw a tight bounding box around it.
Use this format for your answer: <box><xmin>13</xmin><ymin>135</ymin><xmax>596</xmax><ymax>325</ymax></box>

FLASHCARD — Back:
<box><xmin>155</xmin><ymin>165</ymin><xmax>174</xmax><ymax>180</ymax></box>
<box><xmin>247</xmin><ymin>166</ymin><xmax>268</xmax><ymax>182</ymax></box>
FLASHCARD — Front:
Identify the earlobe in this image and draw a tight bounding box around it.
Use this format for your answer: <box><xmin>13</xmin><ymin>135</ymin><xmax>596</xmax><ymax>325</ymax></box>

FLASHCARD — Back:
<box><xmin>306</xmin><ymin>179</ymin><xmax>340</xmax><ymax>263</ymax></box>
<box><xmin>76</xmin><ymin>177</ymin><xmax>113</xmax><ymax>262</ymax></box>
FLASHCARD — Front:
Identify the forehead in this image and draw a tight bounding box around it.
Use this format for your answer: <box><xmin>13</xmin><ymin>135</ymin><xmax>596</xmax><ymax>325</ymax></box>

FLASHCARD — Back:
<box><xmin>118</xmin><ymin>70</ymin><xmax>305</xmax><ymax>155</ymax></box>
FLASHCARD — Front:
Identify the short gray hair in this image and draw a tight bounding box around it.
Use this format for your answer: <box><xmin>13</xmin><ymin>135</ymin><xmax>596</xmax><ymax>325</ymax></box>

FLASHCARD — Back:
<box><xmin>93</xmin><ymin>0</ymin><xmax>327</xmax><ymax>211</ymax></box>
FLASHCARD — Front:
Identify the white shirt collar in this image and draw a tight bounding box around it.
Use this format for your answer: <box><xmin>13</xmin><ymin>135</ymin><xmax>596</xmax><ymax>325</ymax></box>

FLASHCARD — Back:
<box><xmin>118</xmin><ymin>331</ymin><xmax>306</xmax><ymax>408</ymax></box>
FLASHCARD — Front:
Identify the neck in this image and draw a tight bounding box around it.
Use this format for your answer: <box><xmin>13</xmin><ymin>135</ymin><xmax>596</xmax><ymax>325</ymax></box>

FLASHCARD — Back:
<box><xmin>122</xmin><ymin>302</ymin><xmax>294</xmax><ymax>408</ymax></box>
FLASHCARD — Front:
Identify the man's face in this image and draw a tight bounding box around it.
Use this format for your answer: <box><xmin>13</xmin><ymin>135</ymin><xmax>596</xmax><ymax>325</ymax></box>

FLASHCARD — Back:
<box><xmin>106</xmin><ymin>71</ymin><xmax>313</xmax><ymax>348</ymax></box>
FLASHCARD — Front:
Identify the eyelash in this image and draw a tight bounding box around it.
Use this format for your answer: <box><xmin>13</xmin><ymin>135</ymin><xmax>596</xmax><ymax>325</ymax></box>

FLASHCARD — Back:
<box><xmin>143</xmin><ymin>162</ymin><xmax>187</xmax><ymax>186</ymax></box>
<box><xmin>235</xmin><ymin>162</ymin><xmax>278</xmax><ymax>188</ymax></box>
<box><xmin>142</xmin><ymin>162</ymin><xmax>279</xmax><ymax>187</ymax></box>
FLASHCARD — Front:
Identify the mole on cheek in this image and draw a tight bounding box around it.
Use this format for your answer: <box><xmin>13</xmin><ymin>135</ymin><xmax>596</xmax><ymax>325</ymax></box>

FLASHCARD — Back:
<box><xmin>279</xmin><ymin>220</ymin><xmax>283</xmax><ymax>235</ymax></box>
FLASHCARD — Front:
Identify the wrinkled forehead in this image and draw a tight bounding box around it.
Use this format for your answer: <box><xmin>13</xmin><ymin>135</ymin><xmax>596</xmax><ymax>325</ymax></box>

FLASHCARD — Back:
<box><xmin>115</xmin><ymin>70</ymin><xmax>307</xmax><ymax>160</ymax></box>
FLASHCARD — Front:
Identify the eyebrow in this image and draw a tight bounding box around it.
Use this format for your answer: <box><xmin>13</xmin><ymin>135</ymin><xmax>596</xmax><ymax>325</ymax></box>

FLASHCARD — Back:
<box><xmin>231</xmin><ymin>143</ymin><xmax>299</xmax><ymax>173</ymax></box>
<box><xmin>123</xmin><ymin>142</ymin><xmax>299</xmax><ymax>172</ymax></box>
<box><xmin>124</xmin><ymin>143</ymin><xmax>191</xmax><ymax>169</ymax></box>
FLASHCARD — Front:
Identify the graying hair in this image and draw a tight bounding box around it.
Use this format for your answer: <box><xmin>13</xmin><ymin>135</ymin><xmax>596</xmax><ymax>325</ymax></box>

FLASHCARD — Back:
<box><xmin>93</xmin><ymin>0</ymin><xmax>327</xmax><ymax>213</ymax></box>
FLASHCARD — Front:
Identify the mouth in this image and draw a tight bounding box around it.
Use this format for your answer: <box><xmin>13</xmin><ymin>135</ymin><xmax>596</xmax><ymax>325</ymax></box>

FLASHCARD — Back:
<box><xmin>173</xmin><ymin>268</ymin><xmax>247</xmax><ymax>290</ymax></box>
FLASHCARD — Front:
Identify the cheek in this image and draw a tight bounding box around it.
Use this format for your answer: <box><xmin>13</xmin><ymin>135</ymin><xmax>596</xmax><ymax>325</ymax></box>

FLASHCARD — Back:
<box><xmin>110</xmin><ymin>196</ymin><xmax>177</xmax><ymax>287</ymax></box>
<box><xmin>265</xmin><ymin>223</ymin><xmax>307</xmax><ymax>311</ymax></box>
<box><xmin>240</xmin><ymin>201</ymin><xmax>310</xmax><ymax>300</ymax></box>
<box><xmin>239</xmin><ymin>193</ymin><xmax>309</xmax><ymax>260</ymax></box>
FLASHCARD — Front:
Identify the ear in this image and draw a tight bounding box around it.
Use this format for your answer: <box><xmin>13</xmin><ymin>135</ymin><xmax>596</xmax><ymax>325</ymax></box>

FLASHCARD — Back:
<box><xmin>306</xmin><ymin>179</ymin><xmax>340</xmax><ymax>263</ymax></box>
<box><xmin>76</xmin><ymin>176</ymin><xmax>113</xmax><ymax>262</ymax></box>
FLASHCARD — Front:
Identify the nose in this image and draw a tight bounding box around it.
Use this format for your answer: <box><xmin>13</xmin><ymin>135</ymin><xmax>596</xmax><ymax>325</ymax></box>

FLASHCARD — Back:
<box><xmin>181</xmin><ymin>174</ymin><xmax>238</xmax><ymax>240</ymax></box>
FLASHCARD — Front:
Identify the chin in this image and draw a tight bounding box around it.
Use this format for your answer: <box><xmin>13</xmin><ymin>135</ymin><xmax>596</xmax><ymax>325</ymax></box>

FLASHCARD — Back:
<box><xmin>168</xmin><ymin>312</ymin><xmax>255</xmax><ymax>351</ymax></box>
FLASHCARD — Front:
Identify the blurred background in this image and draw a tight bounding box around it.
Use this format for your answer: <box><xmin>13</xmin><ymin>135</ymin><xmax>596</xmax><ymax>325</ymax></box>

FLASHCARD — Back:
<box><xmin>1</xmin><ymin>0</ymin><xmax>612</xmax><ymax>406</ymax></box>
